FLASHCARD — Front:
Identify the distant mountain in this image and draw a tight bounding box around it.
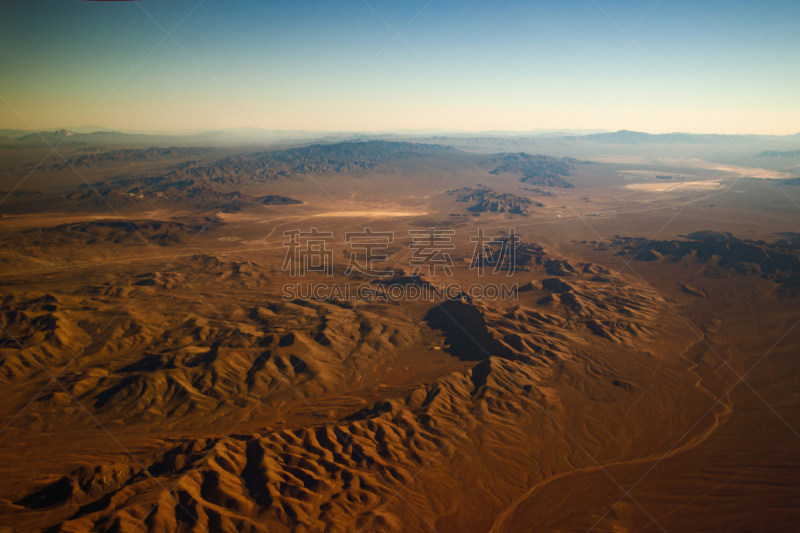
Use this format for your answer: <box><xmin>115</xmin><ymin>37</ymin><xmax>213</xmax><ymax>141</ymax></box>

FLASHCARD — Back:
<box><xmin>95</xmin><ymin>174</ymin><xmax>248</xmax><ymax>210</ymax></box>
<box><xmin>203</xmin><ymin>140</ymin><xmax>459</xmax><ymax>183</ymax></box>
<box><xmin>559</xmin><ymin>129</ymin><xmax>800</xmax><ymax>145</ymax></box>
<box><xmin>235</xmin><ymin>140</ymin><xmax>455</xmax><ymax>169</ymax></box>
<box><xmin>0</xmin><ymin>129</ymin><xmax>33</xmax><ymax>139</ymax></box>
<box><xmin>6</xmin><ymin>128</ymin><xmax>800</xmax><ymax>150</ymax></box>
<box><xmin>1</xmin><ymin>141</ymin><xmax>456</xmax><ymax>214</ymax></box>
<box><xmin>450</xmin><ymin>186</ymin><xmax>541</xmax><ymax>216</ymax></box>
<box><xmin>0</xmin><ymin>189</ymin><xmax>143</xmax><ymax>215</ymax></box>
<box><xmin>259</xmin><ymin>195</ymin><xmax>302</xmax><ymax>205</ymax></box>
<box><xmin>681</xmin><ymin>230</ymin><xmax>737</xmax><ymax>242</ymax></box>
<box><xmin>757</xmin><ymin>149</ymin><xmax>800</xmax><ymax>158</ymax></box>
<box><xmin>0</xmin><ymin>129</ymin><xmax>251</xmax><ymax>148</ymax></box>
<box><xmin>518</xmin><ymin>174</ymin><xmax>573</xmax><ymax>188</ymax></box>
<box><xmin>10</xmin><ymin>220</ymin><xmax>216</xmax><ymax>248</ymax></box>
<box><xmin>0</xmin><ymin>129</ymin><xmax>157</xmax><ymax>147</ymax></box>
<box><xmin>421</xmin><ymin>136</ymin><xmax>542</xmax><ymax>148</ymax></box>
<box><xmin>29</xmin><ymin>147</ymin><xmax>216</xmax><ymax>171</ymax></box>
<box><xmin>1</xmin><ymin>129</ymin><xmax>78</xmax><ymax>145</ymax></box>
<box><xmin>566</xmin><ymin>130</ymin><xmax>704</xmax><ymax>144</ymax></box>
<box><xmin>0</xmin><ymin>174</ymin><xmax>247</xmax><ymax>215</ymax></box>
<box><xmin>614</xmin><ymin>233</ymin><xmax>800</xmax><ymax>294</ymax></box>
<box><xmin>482</xmin><ymin>153</ymin><xmax>575</xmax><ymax>188</ymax></box>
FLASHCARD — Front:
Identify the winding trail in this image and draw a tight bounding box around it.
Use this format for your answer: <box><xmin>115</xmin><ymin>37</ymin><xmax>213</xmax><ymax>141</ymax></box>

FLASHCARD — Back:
<box><xmin>487</xmin><ymin>336</ymin><xmax>734</xmax><ymax>533</ymax></box>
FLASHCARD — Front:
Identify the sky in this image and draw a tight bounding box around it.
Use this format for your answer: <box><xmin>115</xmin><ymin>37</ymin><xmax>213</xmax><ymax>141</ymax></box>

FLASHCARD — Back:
<box><xmin>1</xmin><ymin>0</ymin><xmax>799</xmax><ymax>135</ymax></box>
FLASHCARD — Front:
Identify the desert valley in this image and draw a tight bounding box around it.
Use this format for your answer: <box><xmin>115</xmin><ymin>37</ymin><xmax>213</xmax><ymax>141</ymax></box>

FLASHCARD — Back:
<box><xmin>0</xmin><ymin>128</ymin><xmax>799</xmax><ymax>532</ymax></box>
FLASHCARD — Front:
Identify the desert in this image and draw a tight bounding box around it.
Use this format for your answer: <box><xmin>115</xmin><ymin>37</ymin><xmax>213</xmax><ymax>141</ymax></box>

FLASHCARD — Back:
<box><xmin>2</xmin><ymin>1</ymin><xmax>800</xmax><ymax>532</ymax></box>
<box><xmin>0</xmin><ymin>132</ymin><xmax>799</xmax><ymax>532</ymax></box>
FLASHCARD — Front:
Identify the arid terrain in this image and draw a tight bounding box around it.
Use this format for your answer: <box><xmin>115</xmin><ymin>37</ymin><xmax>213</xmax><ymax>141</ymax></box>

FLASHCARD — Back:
<box><xmin>1</xmin><ymin>133</ymin><xmax>800</xmax><ymax>533</ymax></box>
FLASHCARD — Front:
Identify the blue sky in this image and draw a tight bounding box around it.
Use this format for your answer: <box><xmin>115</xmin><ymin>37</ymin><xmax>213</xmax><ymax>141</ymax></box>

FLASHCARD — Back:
<box><xmin>1</xmin><ymin>0</ymin><xmax>798</xmax><ymax>134</ymax></box>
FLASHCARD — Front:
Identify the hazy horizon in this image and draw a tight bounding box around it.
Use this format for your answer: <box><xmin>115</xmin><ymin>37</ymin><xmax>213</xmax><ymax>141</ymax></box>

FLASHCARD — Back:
<box><xmin>3</xmin><ymin>126</ymin><xmax>800</xmax><ymax>139</ymax></box>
